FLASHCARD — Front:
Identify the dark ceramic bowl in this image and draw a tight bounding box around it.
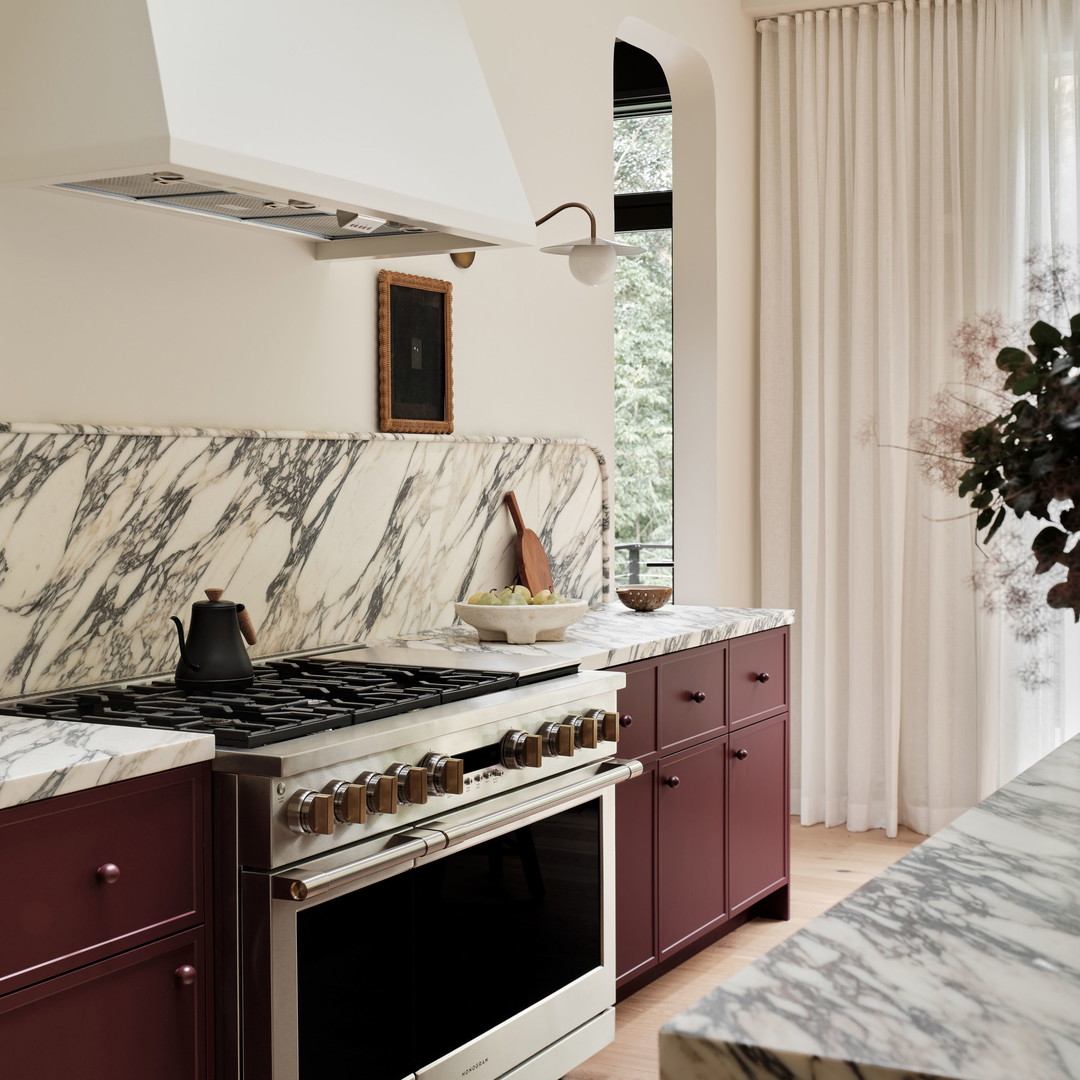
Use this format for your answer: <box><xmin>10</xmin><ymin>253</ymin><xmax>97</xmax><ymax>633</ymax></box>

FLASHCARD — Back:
<box><xmin>616</xmin><ymin>586</ymin><xmax>672</xmax><ymax>611</ymax></box>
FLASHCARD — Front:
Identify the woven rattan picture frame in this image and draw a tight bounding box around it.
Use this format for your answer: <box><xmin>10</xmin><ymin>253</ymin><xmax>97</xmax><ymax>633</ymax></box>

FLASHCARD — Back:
<box><xmin>377</xmin><ymin>270</ymin><xmax>454</xmax><ymax>434</ymax></box>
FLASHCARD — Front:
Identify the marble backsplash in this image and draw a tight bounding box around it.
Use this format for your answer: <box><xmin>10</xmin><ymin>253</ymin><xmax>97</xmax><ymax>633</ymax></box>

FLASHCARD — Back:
<box><xmin>0</xmin><ymin>423</ymin><xmax>610</xmax><ymax>700</ymax></box>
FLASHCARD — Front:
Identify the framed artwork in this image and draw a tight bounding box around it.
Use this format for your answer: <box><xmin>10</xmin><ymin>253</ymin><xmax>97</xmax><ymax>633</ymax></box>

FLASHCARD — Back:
<box><xmin>377</xmin><ymin>270</ymin><xmax>454</xmax><ymax>433</ymax></box>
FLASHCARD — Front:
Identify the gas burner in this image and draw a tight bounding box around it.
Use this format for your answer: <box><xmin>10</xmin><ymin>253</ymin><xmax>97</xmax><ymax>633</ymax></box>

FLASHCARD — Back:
<box><xmin>7</xmin><ymin>656</ymin><xmax>562</xmax><ymax>748</ymax></box>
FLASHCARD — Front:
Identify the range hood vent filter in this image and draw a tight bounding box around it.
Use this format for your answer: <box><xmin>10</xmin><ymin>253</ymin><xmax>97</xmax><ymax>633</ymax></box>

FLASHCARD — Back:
<box><xmin>56</xmin><ymin>175</ymin><xmax>426</xmax><ymax>241</ymax></box>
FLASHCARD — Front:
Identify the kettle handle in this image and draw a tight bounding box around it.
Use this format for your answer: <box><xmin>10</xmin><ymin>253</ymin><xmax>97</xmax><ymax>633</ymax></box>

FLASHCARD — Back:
<box><xmin>235</xmin><ymin>604</ymin><xmax>258</xmax><ymax>646</ymax></box>
<box><xmin>170</xmin><ymin>616</ymin><xmax>200</xmax><ymax>671</ymax></box>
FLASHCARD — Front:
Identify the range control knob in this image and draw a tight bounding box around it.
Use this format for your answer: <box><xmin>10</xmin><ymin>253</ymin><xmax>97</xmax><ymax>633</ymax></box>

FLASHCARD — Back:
<box><xmin>327</xmin><ymin>780</ymin><xmax>367</xmax><ymax>824</ymax></box>
<box><xmin>354</xmin><ymin>771</ymin><xmax>399</xmax><ymax>815</ymax></box>
<box><xmin>566</xmin><ymin>713</ymin><xmax>599</xmax><ymax>749</ymax></box>
<box><xmin>387</xmin><ymin>762</ymin><xmax>428</xmax><ymax>806</ymax></box>
<box><xmin>537</xmin><ymin>720</ymin><xmax>575</xmax><ymax>757</ymax></box>
<box><xmin>581</xmin><ymin>708</ymin><xmax>621</xmax><ymax>744</ymax></box>
<box><xmin>287</xmin><ymin>790</ymin><xmax>335</xmax><ymax>835</ymax></box>
<box><xmin>501</xmin><ymin>730</ymin><xmax>543</xmax><ymax>770</ymax></box>
<box><xmin>420</xmin><ymin>752</ymin><xmax>465</xmax><ymax>796</ymax></box>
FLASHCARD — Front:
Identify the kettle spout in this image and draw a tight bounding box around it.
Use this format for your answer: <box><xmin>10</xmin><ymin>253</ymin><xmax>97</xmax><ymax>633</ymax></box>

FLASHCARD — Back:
<box><xmin>170</xmin><ymin>615</ymin><xmax>200</xmax><ymax>671</ymax></box>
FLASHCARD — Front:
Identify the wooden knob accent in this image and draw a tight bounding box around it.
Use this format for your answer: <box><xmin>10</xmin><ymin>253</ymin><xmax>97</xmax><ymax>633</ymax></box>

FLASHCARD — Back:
<box><xmin>664</xmin><ymin>776</ymin><xmax>681</xmax><ymax>788</ymax></box>
<box><xmin>755</xmin><ymin>672</ymin><xmax>771</xmax><ymax>683</ymax></box>
<box><xmin>734</xmin><ymin>748</ymin><xmax>749</xmax><ymax>760</ymax></box>
<box><xmin>97</xmin><ymin>863</ymin><xmax>121</xmax><ymax>884</ymax></box>
<box><xmin>175</xmin><ymin>965</ymin><xmax>197</xmax><ymax>987</ymax></box>
<box><xmin>691</xmin><ymin>691</ymin><xmax>707</xmax><ymax>703</ymax></box>
<box><xmin>236</xmin><ymin>605</ymin><xmax>258</xmax><ymax>645</ymax></box>
<box><xmin>203</xmin><ymin>588</ymin><xmax>224</xmax><ymax>602</ymax></box>
<box><xmin>619</xmin><ymin>713</ymin><xmax>633</xmax><ymax>727</ymax></box>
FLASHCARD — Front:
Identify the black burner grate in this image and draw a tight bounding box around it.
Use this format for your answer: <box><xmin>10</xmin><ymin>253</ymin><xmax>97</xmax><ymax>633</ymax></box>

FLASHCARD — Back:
<box><xmin>9</xmin><ymin>659</ymin><xmax>524</xmax><ymax>748</ymax></box>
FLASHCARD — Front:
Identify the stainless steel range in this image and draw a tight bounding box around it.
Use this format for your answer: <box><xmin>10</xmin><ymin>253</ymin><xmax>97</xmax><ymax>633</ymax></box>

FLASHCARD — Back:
<box><xmin>34</xmin><ymin>642</ymin><xmax>634</xmax><ymax>1080</ymax></box>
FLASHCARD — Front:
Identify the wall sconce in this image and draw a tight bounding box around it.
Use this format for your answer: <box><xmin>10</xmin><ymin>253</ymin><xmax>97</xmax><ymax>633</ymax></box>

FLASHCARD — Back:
<box><xmin>449</xmin><ymin>202</ymin><xmax>642</xmax><ymax>286</ymax></box>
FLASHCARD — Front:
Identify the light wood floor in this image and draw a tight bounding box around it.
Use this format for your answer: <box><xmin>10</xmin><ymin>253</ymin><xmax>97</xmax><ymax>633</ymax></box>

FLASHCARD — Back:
<box><xmin>565</xmin><ymin>820</ymin><xmax>924</xmax><ymax>1080</ymax></box>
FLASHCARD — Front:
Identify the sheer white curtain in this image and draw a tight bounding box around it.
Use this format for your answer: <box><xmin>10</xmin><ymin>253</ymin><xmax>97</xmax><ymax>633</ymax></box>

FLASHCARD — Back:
<box><xmin>759</xmin><ymin>0</ymin><xmax>1080</xmax><ymax>837</ymax></box>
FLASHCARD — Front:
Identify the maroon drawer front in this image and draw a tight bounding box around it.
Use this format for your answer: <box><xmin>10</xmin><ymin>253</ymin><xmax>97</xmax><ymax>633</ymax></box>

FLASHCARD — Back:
<box><xmin>0</xmin><ymin>766</ymin><xmax>206</xmax><ymax>994</ymax></box>
<box><xmin>727</xmin><ymin>712</ymin><xmax>789</xmax><ymax>914</ymax></box>
<box><xmin>0</xmin><ymin>929</ymin><xmax>207</xmax><ymax>1080</ymax></box>
<box><xmin>613</xmin><ymin>661</ymin><xmax>658</xmax><ymax>759</ymax></box>
<box><xmin>657</xmin><ymin>642</ymin><xmax>726</xmax><ymax>753</ymax></box>
<box><xmin>729</xmin><ymin>628</ymin><xmax>789</xmax><ymax>729</ymax></box>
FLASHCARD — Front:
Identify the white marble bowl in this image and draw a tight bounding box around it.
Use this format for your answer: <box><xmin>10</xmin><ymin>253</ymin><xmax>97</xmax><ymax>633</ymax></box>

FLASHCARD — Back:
<box><xmin>454</xmin><ymin>600</ymin><xmax>587</xmax><ymax>644</ymax></box>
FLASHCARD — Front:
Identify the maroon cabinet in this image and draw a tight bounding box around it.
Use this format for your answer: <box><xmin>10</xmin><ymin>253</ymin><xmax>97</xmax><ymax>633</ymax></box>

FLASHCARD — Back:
<box><xmin>658</xmin><ymin>737</ymin><xmax>727</xmax><ymax>956</ymax></box>
<box><xmin>611</xmin><ymin>627</ymin><xmax>790</xmax><ymax>995</ymax></box>
<box><xmin>0</xmin><ymin>764</ymin><xmax>213</xmax><ymax>1080</ymax></box>
<box><xmin>730</xmin><ymin>626</ymin><xmax>789</xmax><ymax>730</ymax></box>
<box><xmin>0</xmin><ymin>930</ymin><xmax>208</xmax><ymax>1080</ymax></box>
<box><xmin>658</xmin><ymin>641</ymin><xmax>726</xmax><ymax>753</ymax></box>
<box><xmin>728</xmin><ymin>710</ymin><xmax>789</xmax><ymax>914</ymax></box>
<box><xmin>0</xmin><ymin>766</ymin><xmax>208</xmax><ymax>995</ymax></box>
<box><xmin>614</xmin><ymin>760</ymin><xmax>657</xmax><ymax>984</ymax></box>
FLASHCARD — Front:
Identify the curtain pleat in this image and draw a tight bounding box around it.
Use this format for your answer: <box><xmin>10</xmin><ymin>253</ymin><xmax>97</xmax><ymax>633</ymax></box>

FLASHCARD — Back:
<box><xmin>760</xmin><ymin>0</ymin><xmax>1080</xmax><ymax>836</ymax></box>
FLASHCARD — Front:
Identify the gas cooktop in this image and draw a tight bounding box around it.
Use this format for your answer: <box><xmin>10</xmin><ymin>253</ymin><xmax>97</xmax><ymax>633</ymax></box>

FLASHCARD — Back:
<box><xmin>9</xmin><ymin>647</ymin><xmax>580</xmax><ymax>749</ymax></box>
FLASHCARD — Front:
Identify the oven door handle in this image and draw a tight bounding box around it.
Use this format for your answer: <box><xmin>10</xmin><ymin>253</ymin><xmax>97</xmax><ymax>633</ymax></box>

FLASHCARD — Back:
<box><xmin>271</xmin><ymin>758</ymin><xmax>642</xmax><ymax>902</ymax></box>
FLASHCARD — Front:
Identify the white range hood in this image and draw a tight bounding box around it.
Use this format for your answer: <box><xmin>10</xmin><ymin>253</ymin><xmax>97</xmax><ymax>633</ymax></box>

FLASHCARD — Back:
<box><xmin>0</xmin><ymin>0</ymin><xmax>535</xmax><ymax>259</ymax></box>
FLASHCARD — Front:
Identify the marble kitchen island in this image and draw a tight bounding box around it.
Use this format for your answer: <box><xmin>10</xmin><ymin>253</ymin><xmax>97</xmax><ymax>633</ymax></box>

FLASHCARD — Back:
<box><xmin>659</xmin><ymin>731</ymin><xmax>1080</xmax><ymax>1080</ymax></box>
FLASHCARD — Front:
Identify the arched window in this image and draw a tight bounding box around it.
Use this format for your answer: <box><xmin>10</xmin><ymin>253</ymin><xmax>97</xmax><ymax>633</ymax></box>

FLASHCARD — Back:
<box><xmin>613</xmin><ymin>42</ymin><xmax>673</xmax><ymax>588</ymax></box>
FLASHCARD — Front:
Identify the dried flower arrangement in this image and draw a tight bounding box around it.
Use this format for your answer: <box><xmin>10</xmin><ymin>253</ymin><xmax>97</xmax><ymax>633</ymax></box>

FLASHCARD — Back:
<box><xmin>908</xmin><ymin>251</ymin><xmax>1080</xmax><ymax>638</ymax></box>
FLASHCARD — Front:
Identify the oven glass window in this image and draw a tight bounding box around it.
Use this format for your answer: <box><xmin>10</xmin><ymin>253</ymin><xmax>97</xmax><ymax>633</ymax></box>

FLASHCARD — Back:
<box><xmin>296</xmin><ymin>799</ymin><xmax>601</xmax><ymax>1079</ymax></box>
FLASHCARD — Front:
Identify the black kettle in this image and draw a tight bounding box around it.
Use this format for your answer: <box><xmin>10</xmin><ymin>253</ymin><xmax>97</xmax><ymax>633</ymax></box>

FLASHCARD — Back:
<box><xmin>171</xmin><ymin>588</ymin><xmax>258</xmax><ymax>692</ymax></box>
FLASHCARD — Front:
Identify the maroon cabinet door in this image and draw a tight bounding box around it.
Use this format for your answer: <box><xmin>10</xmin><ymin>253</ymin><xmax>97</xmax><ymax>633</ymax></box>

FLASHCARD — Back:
<box><xmin>728</xmin><ymin>712</ymin><xmax>790</xmax><ymax>914</ymax></box>
<box><xmin>657</xmin><ymin>737</ymin><xmax>727</xmax><ymax>957</ymax></box>
<box><xmin>615</xmin><ymin>760</ymin><xmax>657</xmax><ymax>987</ymax></box>
<box><xmin>0</xmin><ymin>929</ymin><xmax>208</xmax><ymax>1080</ymax></box>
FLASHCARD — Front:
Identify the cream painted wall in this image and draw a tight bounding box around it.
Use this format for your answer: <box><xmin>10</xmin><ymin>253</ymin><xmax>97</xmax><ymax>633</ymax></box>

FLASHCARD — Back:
<box><xmin>0</xmin><ymin>0</ymin><xmax>760</xmax><ymax>607</ymax></box>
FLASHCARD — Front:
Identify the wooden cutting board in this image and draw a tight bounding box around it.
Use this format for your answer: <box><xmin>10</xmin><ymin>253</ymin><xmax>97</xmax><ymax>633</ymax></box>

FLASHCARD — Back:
<box><xmin>505</xmin><ymin>491</ymin><xmax>554</xmax><ymax>595</ymax></box>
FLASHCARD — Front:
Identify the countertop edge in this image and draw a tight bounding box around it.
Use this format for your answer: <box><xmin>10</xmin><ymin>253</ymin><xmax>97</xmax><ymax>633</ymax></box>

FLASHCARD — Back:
<box><xmin>0</xmin><ymin>716</ymin><xmax>216</xmax><ymax>810</ymax></box>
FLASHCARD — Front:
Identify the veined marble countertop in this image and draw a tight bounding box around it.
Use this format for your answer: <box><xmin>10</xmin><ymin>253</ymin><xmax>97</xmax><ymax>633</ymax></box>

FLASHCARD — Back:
<box><xmin>0</xmin><ymin>716</ymin><xmax>214</xmax><ymax>810</ymax></box>
<box><xmin>371</xmin><ymin>603</ymin><xmax>795</xmax><ymax>670</ymax></box>
<box><xmin>660</xmin><ymin>732</ymin><xmax>1080</xmax><ymax>1080</ymax></box>
<box><xmin>0</xmin><ymin>603</ymin><xmax>790</xmax><ymax>812</ymax></box>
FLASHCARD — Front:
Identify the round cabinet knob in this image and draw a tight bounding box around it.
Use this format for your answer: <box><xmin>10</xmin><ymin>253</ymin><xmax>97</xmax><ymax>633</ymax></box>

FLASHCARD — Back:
<box><xmin>501</xmin><ymin>730</ymin><xmax>543</xmax><ymax>770</ymax></box>
<box><xmin>734</xmin><ymin>748</ymin><xmax>750</xmax><ymax>760</ymax></box>
<box><xmin>327</xmin><ymin>780</ymin><xmax>367</xmax><ymax>824</ymax></box>
<box><xmin>538</xmin><ymin>720</ymin><xmax>575</xmax><ymax>757</ymax></box>
<box><xmin>755</xmin><ymin>672</ymin><xmax>771</xmax><ymax>683</ymax></box>
<box><xmin>567</xmin><ymin>713</ymin><xmax>599</xmax><ymax>749</ymax></box>
<box><xmin>387</xmin><ymin>762</ymin><xmax>428</xmax><ymax>806</ymax></box>
<box><xmin>287</xmin><ymin>790</ymin><xmax>336</xmax><ymax>835</ymax></box>
<box><xmin>664</xmin><ymin>775</ymin><xmax>681</xmax><ymax>788</ymax></box>
<box><xmin>96</xmin><ymin>863</ymin><xmax>121</xmax><ymax>885</ymax></box>
<box><xmin>619</xmin><ymin>713</ymin><xmax>634</xmax><ymax>728</ymax></box>
<box><xmin>355</xmin><ymin>772</ymin><xmax>399</xmax><ymax>815</ymax></box>
<box><xmin>421</xmin><ymin>752</ymin><xmax>465</xmax><ymax>796</ymax></box>
<box><xmin>691</xmin><ymin>691</ymin><xmax>707</xmax><ymax>703</ymax></box>
<box><xmin>175</xmin><ymin>965</ymin><xmax>197</xmax><ymax>987</ymax></box>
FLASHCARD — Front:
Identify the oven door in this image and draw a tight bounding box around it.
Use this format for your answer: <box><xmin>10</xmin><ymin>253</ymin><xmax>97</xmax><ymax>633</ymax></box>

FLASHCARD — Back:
<box><xmin>241</xmin><ymin>759</ymin><xmax>639</xmax><ymax>1080</ymax></box>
